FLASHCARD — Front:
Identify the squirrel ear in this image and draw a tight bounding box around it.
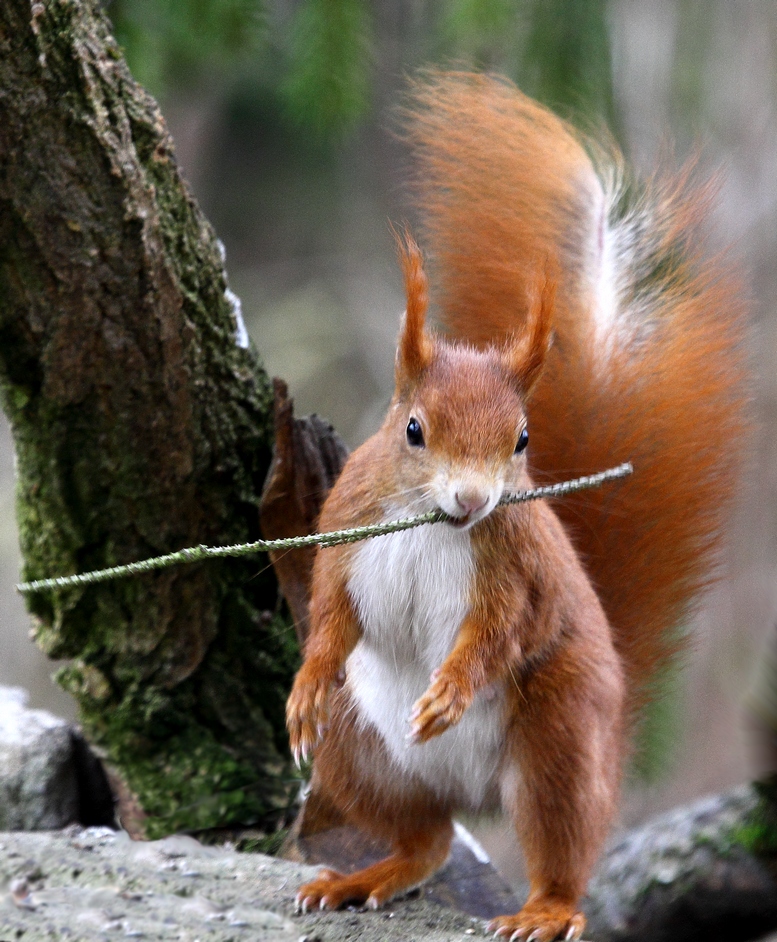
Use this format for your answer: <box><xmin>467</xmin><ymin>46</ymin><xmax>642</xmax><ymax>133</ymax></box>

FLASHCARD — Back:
<box><xmin>502</xmin><ymin>265</ymin><xmax>555</xmax><ymax>397</ymax></box>
<box><xmin>393</xmin><ymin>225</ymin><xmax>433</xmax><ymax>382</ymax></box>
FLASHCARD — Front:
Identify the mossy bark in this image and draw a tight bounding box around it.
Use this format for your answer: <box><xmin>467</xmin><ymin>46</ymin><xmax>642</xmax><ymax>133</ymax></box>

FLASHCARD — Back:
<box><xmin>586</xmin><ymin>785</ymin><xmax>777</xmax><ymax>942</ymax></box>
<box><xmin>0</xmin><ymin>0</ymin><xmax>298</xmax><ymax>838</ymax></box>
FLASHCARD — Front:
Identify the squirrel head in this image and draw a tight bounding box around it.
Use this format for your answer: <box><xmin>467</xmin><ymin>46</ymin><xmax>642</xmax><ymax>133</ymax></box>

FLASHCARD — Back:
<box><xmin>387</xmin><ymin>229</ymin><xmax>554</xmax><ymax>529</ymax></box>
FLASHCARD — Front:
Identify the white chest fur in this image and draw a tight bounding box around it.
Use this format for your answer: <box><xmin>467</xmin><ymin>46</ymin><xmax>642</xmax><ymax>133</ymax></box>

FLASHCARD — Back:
<box><xmin>345</xmin><ymin>522</ymin><xmax>505</xmax><ymax>808</ymax></box>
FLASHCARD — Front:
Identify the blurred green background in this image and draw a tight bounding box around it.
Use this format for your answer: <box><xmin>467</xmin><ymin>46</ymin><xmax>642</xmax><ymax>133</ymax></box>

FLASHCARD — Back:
<box><xmin>1</xmin><ymin>0</ymin><xmax>776</xmax><ymax>883</ymax></box>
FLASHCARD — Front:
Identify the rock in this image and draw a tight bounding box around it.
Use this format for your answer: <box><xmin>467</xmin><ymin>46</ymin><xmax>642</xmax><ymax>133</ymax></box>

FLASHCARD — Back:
<box><xmin>585</xmin><ymin>785</ymin><xmax>777</xmax><ymax>942</ymax></box>
<box><xmin>0</xmin><ymin>686</ymin><xmax>79</xmax><ymax>830</ymax></box>
<box><xmin>0</xmin><ymin>826</ymin><xmax>482</xmax><ymax>942</ymax></box>
<box><xmin>0</xmin><ymin>686</ymin><xmax>114</xmax><ymax>830</ymax></box>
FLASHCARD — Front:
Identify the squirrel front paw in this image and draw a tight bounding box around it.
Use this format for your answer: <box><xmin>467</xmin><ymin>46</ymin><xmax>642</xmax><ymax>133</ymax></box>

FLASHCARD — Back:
<box><xmin>407</xmin><ymin>669</ymin><xmax>473</xmax><ymax>744</ymax></box>
<box><xmin>286</xmin><ymin>660</ymin><xmax>342</xmax><ymax>766</ymax></box>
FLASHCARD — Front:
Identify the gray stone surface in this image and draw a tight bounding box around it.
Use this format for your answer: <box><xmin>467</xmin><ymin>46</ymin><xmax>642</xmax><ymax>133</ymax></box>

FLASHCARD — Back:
<box><xmin>0</xmin><ymin>686</ymin><xmax>79</xmax><ymax>830</ymax></box>
<box><xmin>585</xmin><ymin>785</ymin><xmax>777</xmax><ymax>942</ymax></box>
<box><xmin>0</xmin><ymin>826</ymin><xmax>483</xmax><ymax>942</ymax></box>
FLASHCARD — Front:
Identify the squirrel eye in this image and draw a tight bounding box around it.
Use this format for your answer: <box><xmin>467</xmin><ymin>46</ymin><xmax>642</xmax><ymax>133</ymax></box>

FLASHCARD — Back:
<box><xmin>514</xmin><ymin>427</ymin><xmax>529</xmax><ymax>454</ymax></box>
<box><xmin>406</xmin><ymin>418</ymin><xmax>425</xmax><ymax>447</ymax></box>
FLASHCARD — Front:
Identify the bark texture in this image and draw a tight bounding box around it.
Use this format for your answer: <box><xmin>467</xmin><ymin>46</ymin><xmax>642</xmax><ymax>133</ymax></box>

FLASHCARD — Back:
<box><xmin>259</xmin><ymin>379</ymin><xmax>349</xmax><ymax>646</ymax></box>
<box><xmin>0</xmin><ymin>0</ymin><xmax>298</xmax><ymax>838</ymax></box>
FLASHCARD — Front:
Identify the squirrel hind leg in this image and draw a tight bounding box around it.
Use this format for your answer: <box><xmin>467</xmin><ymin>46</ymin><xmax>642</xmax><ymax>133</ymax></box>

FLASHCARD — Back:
<box><xmin>291</xmin><ymin>685</ymin><xmax>456</xmax><ymax>910</ymax></box>
<box><xmin>292</xmin><ymin>773</ymin><xmax>347</xmax><ymax>839</ymax></box>
<box><xmin>490</xmin><ymin>643</ymin><xmax>624</xmax><ymax>940</ymax></box>
<box><xmin>296</xmin><ymin>818</ymin><xmax>454</xmax><ymax>912</ymax></box>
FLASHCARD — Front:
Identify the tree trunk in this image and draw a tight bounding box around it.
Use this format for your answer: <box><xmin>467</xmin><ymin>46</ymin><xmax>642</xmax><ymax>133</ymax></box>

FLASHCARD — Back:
<box><xmin>0</xmin><ymin>0</ymin><xmax>297</xmax><ymax>839</ymax></box>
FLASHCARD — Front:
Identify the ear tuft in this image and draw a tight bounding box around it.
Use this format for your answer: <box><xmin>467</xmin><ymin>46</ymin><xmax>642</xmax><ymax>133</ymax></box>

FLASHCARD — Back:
<box><xmin>392</xmin><ymin>224</ymin><xmax>433</xmax><ymax>381</ymax></box>
<box><xmin>502</xmin><ymin>263</ymin><xmax>555</xmax><ymax>396</ymax></box>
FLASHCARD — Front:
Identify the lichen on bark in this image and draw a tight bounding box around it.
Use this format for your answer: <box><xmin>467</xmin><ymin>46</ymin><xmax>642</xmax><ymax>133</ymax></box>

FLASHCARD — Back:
<box><xmin>0</xmin><ymin>0</ymin><xmax>299</xmax><ymax>837</ymax></box>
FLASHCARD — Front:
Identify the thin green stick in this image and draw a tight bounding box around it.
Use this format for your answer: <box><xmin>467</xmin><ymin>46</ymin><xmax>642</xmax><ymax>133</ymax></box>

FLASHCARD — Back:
<box><xmin>16</xmin><ymin>462</ymin><xmax>633</xmax><ymax>594</ymax></box>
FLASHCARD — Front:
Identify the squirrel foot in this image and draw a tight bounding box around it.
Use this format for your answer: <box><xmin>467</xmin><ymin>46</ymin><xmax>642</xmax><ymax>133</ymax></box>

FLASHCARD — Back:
<box><xmin>295</xmin><ymin>865</ymin><xmax>401</xmax><ymax>912</ymax></box>
<box><xmin>487</xmin><ymin>899</ymin><xmax>585</xmax><ymax>942</ymax></box>
<box><xmin>295</xmin><ymin>868</ymin><xmax>353</xmax><ymax>913</ymax></box>
<box><xmin>294</xmin><ymin>832</ymin><xmax>452</xmax><ymax>914</ymax></box>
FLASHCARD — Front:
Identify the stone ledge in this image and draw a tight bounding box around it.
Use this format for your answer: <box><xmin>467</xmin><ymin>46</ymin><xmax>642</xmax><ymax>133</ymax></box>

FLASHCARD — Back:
<box><xmin>0</xmin><ymin>826</ymin><xmax>485</xmax><ymax>942</ymax></box>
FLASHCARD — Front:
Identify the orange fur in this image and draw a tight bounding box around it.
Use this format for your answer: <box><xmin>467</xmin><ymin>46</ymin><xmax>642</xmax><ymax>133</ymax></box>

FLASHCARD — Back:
<box><xmin>393</xmin><ymin>225</ymin><xmax>433</xmax><ymax>383</ymax></box>
<box><xmin>286</xmin><ymin>71</ymin><xmax>750</xmax><ymax>941</ymax></box>
<box><xmin>404</xmin><ymin>70</ymin><xmax>750</xmax><ymax>711</ymax></box>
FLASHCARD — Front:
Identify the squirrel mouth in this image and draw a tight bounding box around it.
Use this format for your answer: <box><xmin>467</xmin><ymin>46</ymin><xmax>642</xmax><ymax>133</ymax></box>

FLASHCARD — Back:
<box><xmin>446</xmin><ymin>512</ymin><xmax>472</xmax><ymax>529</ymax></box>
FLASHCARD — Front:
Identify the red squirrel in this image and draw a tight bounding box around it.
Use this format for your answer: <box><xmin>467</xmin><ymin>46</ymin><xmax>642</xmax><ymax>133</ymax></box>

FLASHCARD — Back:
<box><xmin>285</xmin><ymin>71</ymin><xmax>749</xmax><ymax>941</ymax></box>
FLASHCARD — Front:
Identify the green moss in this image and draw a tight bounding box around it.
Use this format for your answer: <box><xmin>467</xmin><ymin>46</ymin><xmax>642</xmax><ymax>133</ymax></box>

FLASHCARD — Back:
<box><xmin>51</xmin><ymin>585</ymin><xmax>300</xmax><ymax>835</ymax></box>
<box><xmin>117</xmin><ymin>733</ymin><xmax>282</xmax><ymax>838</ymax></box>
<box><xmin>730</xmin><ymin>781</ymin><xmax>777</xmax><ymax>858</ymax></box>
<box><xmin>62</xmin><ymin>644</ymin><xmax>298</xmax><ymax>837</ymax></box>
<box><xmin>234</xmin><ymin>829</ymin><xmax>290</xmax><ymax>856</ymax></box>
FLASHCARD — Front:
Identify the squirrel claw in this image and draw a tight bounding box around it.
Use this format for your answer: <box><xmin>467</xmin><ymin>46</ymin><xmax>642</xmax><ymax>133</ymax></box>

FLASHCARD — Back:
<box><xmin>287</xmin><ymin>660</ymin><xmax>339</xmax><ymax>765</ymax></box>
<box><xmin>295</xmin><ymin>892</ymin><xmax>313</xmax><ymax>914</ymax></box>
<box><xmin>408</xmin><ymin>672</ymin><xmax>471</xmax><ymax>742</ymax></box>
<box><xmin>487</xmin><ymin>902</ymin><xmax>585</xmax><ymax>942</ymax></box>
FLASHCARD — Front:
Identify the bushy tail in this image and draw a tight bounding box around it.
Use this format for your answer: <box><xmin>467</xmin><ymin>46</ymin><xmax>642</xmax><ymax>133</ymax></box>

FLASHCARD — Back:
<box><xmin>402</xmin><ymin>71</ymin><xmax>750</xmax><ymax>715</ymax></box>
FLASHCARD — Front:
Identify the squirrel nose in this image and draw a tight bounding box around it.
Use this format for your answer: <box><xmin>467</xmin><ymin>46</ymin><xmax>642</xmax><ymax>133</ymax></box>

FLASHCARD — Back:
<box><xmin>454</xmin><ymin>491</ymin><xmax>488</xmax><ymax>517</ymax></box>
